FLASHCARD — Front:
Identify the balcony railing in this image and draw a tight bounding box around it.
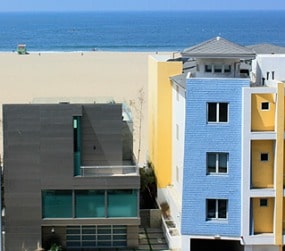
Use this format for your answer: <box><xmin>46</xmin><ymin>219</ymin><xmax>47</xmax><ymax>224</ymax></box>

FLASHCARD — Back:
<box><xmin>80</xmin><ymin>165</ymin><xmax>139</xmax><ymax>177</ymax></box>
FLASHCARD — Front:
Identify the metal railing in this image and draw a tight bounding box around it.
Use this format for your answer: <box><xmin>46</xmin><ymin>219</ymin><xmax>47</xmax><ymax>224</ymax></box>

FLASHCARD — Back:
<box><xmin>80</xmin><ymin>165</ymin><xmax>138</xmax><ymax>177</ymax></box>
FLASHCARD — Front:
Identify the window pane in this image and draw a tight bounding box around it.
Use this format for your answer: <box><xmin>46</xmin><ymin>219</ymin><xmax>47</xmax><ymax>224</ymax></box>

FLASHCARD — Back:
<box><xmin>42</xmin><ymin>190</ymin><xmax>72</xmax><ymax>218</ymax></box>
<box><xmin>224</xmin><ymin>65</ymin><xmax>231</xmax><ymax>73</ymax></box>
<box><xmin>107</xmin><ymin>190</ymin><xmax>138</xmax><ymax>217</ymax></box>
<box><xmin>214</xmin><ymin>65</ymin><xmax>222</xmax><ymax>73</ymax></box>
<box><xmin>205</xmin><ymin>65</ymin><xmax>212</xmax><ymax>72</ymax></box>
<box><xmin>207</xmin><ymin>199</ymin><xmax>216</xmax><ymax>219</ymax></box>
<box><xmin>218</xmin><ymin>153</ymin><xmax>228</xmax><ymax>173</ymax></box>
<box><xmin>218</xmin><ymin>200</ymin><xmax>227</xmax><ymax>218</ymax></box>
<box><xmin>207</xmin><ymin>153</ymin><xmax>216</xmax><ymax>173</ymax></box>
<box><xmin>219</xmin><ymin>103</ymin><xmax>228</xmax><ymax>122</ymax></box>
<box><xmin>75</xmin><ymin>190</ymin><xmax>105</xmax><ymax>218</ymax></box>
<box><xmin>260</xmin><ymin>153</ymin><xmax>269</xmax><ymax>161</ymax></box>
<box><xmin>208</xmin><ymin>103</ymin><xmax>217</xmax><ymax>122</ymax></box>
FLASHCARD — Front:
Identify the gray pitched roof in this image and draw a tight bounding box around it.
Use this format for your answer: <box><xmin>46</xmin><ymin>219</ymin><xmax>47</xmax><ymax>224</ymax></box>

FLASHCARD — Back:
<box><xmin>170</xmin><ymin>73</ymin><xmax>187</xmax><ymax>89</ymax></box>
<box><xmin>181</xmin><ymin>37</ymin><xmax>255</xmax><ymax>59</ymax></box>
<box><xmin>247</xmin><ymin>44</ymin><xmax>285</xmax><ymax>54</ymax></box>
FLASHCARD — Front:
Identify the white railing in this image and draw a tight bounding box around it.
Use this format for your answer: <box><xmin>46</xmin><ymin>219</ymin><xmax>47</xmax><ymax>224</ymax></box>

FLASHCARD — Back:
<box><xmin>80</xmin><ymin>165</ymin><xmax>138</xmax><ymax>177</ymax></box>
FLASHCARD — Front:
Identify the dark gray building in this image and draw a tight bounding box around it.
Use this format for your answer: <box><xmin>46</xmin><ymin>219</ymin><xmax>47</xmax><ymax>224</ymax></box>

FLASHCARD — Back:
<box><xmin>3</xmin><ymin>103</ymin><xmax>140</xmax><ymax>251</ymax></box>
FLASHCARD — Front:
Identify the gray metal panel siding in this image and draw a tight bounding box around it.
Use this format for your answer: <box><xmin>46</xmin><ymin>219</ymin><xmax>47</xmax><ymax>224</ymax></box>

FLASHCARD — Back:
<box><xmin>81</xmin><ymin>104</ymin><xmax>123</xmax><ymax>166</ymax></box>
<box><xmin>3</xmin><ymin>105</ymin><xmax>42</xmax><ymax>251</ymax></box>
<box><xmin>3</xmin><ymin>104</ymin><xmax>139</xmax><ymax>251</ymax></box>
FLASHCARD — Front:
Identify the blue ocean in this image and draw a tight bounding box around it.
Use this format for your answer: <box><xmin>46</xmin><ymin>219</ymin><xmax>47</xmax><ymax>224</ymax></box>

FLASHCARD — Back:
<box><xmin>0</xmin><ymin>11</ymin><xmax>285</xmax><ymax>52</ymax></box>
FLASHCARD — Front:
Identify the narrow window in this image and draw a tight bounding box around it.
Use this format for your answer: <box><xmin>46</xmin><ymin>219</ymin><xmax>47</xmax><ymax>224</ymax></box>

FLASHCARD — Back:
<box><xmin>272</xmin><ymin>71</ymin><xmax>275</xmax><ymax>80</ymax></box>
<box><xmin>260</xmin><ymin>199</ymin><xmax>268</xmax><ymax>207</ymax></box>
<box><xmin>261</xmin><ymin>102</ymin><xmax>269</xmax><ymax>110</ymax></box>
<box><xmin>224</xmin><ymin>65</ymin><xmax>231</xmax><ymax>73</ymax></box>
<box><xmin>266</xmin><ymin>72</ymin><xmax>269</xmax><ymax>80</ymax></box>
<box><xmin>260</xmin><ymin>153</ymin><xmax>269</xmax><ymax>162</ymax></box>
<box><xmin>176</xmin><ymin>124</ymin><xmax>179</xmax><ymax>140</ymax></box>
<box><xmin>176</xmin><ymin>85</ymin><xmax>179</xmax><ymax>101</ymax></box>
<box><xmin>205</xmin><ymin>65</ymin><xmax>212</xmax><ymax>73</ymax></box>
<box><xmin>176</xmin><ymin>165</ymin><xmax>179</xmax><ymax>183</ymax></box>
<box><xmin>207</xmin><ymin>103</ymin><xmax>228</xmax><ymax>123</ymax></box>
<box><xmin>206</xmin><ymin>199</ymin><xmax>228</xmax><ymax>220</ymax></box>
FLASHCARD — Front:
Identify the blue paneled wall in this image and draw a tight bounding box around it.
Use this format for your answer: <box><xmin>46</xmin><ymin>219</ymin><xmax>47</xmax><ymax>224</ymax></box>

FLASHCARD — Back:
<box><xmin>181</xmin><ymin>78</ymin><xmax>249</xmax><ymax>236</ymax></box>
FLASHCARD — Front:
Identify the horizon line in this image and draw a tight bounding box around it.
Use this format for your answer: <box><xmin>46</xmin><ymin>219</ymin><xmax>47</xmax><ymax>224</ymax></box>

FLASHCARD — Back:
<box><xmin>0</xmin><ymin>9</ymin><xmax>285</xmax><ymax>13</ymax></box>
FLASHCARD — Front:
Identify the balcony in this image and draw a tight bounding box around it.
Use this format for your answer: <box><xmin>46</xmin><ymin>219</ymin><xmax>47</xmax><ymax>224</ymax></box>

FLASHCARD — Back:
<box><xmin>80</xmin><ymin>165</ymin><xmax>139</xmax><ymax>177</ymax></box>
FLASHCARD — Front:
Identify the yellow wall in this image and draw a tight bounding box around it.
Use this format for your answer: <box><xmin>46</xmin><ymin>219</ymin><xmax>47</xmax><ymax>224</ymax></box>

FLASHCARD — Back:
<box><xmin>251</xmin><ymin>140</ymin><xmax>274</xmax><ymax>188</ymax></box>
<box><xmin>148</xmin><ymin>56</ymin><xmax>182</xmax><ymax>188</ymax></box>
<box><xmin>251</xmin><ymin>94</ymin><xmax>275</xmax><ymax>131</ymax></box>
<box><xmin>253</xmin><ymin>198</ymin><xmax>274</xmax><ymax>233</ymax></box>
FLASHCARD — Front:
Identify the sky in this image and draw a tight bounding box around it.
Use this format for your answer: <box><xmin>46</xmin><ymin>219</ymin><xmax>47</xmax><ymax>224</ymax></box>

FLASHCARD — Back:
<box><xmin>1</xmin><ymin>0</ymin><xmax>285</xmax><ymax>12</ymax></box>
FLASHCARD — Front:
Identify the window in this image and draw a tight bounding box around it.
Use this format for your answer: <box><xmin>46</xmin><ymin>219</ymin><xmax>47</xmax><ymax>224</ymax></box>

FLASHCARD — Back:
<box><xmin>107</xmin><ymin>190</ymin><xmax>138</xmax><ymax>217</ymax></box>
<box><xmin>260</xmin><ymin>153</ymin><xmax>269</xmax><ymax>162</ymax></box>
<box><xmin>42</xmin><ymin>189</ymin><xmax>138</xmax><ymax>219</ymax></box>
<box><xmin>214</xmin><ymin>64</ymin><xmax>222</xmax><ymax>73</ymax></box>
<box><xmin>176</xmin><ymin>165</ymin><xmax>179</xmax><ymax>183</ymax></box>
<box><xmin>207</xmin><ymin>103</ymin><xmax>228</xmax><ymax>123</ymax></box>
<box><xmin>207</xmin><ymin>153</ymin><xmax>228</xmax><ymax>174</ymax></box>
<box><xmin>206</xmin><ymin>199</ymin><xmax>227</xmax><ymax>220</ymax></box>
<box><xmin>260</xmin><ymin>199</ymin><xmax>268</xmax><ymax>207</ymax></box>
<box><xmin>75</xmin><ymin>190</ymin><xmax>105</xmax><ymax>218</ymax></box>
<box><xmin>266</xmin><ymin>72</ymin><xmax>269</xmax><ymax>80</ymax></box>
<box><xmin>176</xmin><ymin>124</ymin><xmax>179</xmax><ymax>140</ymax></box>
<box><xmin>224</xmin><ymin>65</ymin><xmax>231</xmax><ymax>73</ymax></box>
<box><xmin>42</xmin><ymin>190</ymin><xmax>72</xmax><ymax>218</ymax></box>
<box><xmin>261</xmin><ymin>102</ymin><xmax>269</xmax><ymax>110</ymax></box>
<box><xmin>205</xmin><ymin>65</ymin><xmax>212</xmax><ymax>73</ymax></box>
<box><xmin>272</xmin><ymin>71</ymin><xmax>275</xmax><ymax>80</ymax></box>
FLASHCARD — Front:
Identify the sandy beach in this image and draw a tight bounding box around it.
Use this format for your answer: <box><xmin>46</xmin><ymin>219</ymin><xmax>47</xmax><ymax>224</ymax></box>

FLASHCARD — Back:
<box><xmin>0</xmin><ymin>51</ymin><xmax>173</xmax><ymax>164</ymax></box>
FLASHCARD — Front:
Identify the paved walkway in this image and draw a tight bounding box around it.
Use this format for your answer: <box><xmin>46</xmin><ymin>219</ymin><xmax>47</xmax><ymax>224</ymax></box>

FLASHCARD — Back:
<box><xmin>107</xmin><ymin>227</ymin><xmax>170</xmax><ymax>251</ymax></box>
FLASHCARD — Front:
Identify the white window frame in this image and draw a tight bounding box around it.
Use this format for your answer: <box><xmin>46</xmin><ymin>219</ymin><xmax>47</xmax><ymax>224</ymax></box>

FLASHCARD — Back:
<box><xmin>207</xmin><ymin>152</ymin><xmax>228</xmax><ymax>174</ymax></box>
<box><xmin>207</xmin><ymin>102</ymin><xmax>229</xmax><ymax>123</ymax></box>
<box><xmin>206</xmin><ymin>199</ymin><xmax>228</xmax><ymax>220</ymax></box>
<box><xmin>261</xmin><ymin>102</ymin><xmax>269</xmax><ymax>111</ymax></box>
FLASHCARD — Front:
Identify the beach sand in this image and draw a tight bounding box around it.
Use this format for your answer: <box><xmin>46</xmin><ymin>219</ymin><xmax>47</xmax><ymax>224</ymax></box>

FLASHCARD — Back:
<box><xmin>0</xmin><ymin>51</ymin><xmax>173</xmax><ymax>165</ymax></box>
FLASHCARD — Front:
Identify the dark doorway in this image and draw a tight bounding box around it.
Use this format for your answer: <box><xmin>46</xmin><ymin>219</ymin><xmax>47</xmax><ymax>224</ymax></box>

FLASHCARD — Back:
<box><xmin>191</xmin><ymin>239</ymin><xmax>243</xmax><ymax>251</ymax></box>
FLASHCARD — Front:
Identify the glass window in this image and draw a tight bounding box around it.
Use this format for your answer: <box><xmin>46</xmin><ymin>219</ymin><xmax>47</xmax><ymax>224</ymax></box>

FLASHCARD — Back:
<box><xmin>260</xmin><ymin>199</ymin><xmax>268</xmax><ymax>207</ymax></box>
<box><xmin>261</xmin><ymin>102</ymin><xmax>269</xmax><ymax>110</ymax></box>
<box><xmin>42</xmin><ymin>190</ymin><xmax>72</xmax><ymax>218</ymax></box>
<box><xmin>260</xmin><ymin>153</ymin><xmax>269</xmax><ymax>162</ymax></box>
<box><xmin>208</xmin><ymin>103</ymin><xmax>217</xmax><ymax>122</ymax></box>
<box><xmin>206</xmin><ymin>199</ymin><xmax>228</xmax><ymax>220</ymax></box>
<box><xmin>224</xmin><ymin>65</ymin><xmax>231</xmax><ymax>73</ymax></box>
<box><xmin>207</xmin><ymin>103</ymin><xmax>228</xmax><ymax>123</ymax></box>
<box><xmin>205</xmin><ymin>65</ymin><xmax>212</xmax><ymax>73</ymax></box>
<box><xmin>207</xmin><ymin>153</ymin><xmax>228</xmax><ymax>174</ymax></box>
<box><xmin>75</xmin><ymin>190</ymin><xmax>105</xmax><ymax>218</ymax></box>
<box><xmin>107</xmin><ymin>190</ymin><xmax>138</xmax><ymax>217</ymax></box>
<box><xmin>214</xmin><ymin>64</ymin><xmax>222</xmax><ymax>73</ymax></box>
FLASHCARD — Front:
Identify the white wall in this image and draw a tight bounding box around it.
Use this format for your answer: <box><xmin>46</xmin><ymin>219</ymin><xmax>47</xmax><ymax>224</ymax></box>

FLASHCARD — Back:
<box><xmin>253</xmin><ymin>55</ymin><xmax>285</xmax><ymax>85</ymax></box>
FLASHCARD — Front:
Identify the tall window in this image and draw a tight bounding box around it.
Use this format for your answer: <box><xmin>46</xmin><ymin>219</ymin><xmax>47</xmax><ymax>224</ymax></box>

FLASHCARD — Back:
<box><xmin>207</xmin><ymin>102</ymin><xmax>228</xmax><ymax>123</ymax></box>
<box><xmin>206</xmin><ymin>199</ymin><xmax>228</xmax><ymax>220</ymax></box>
<box><xmin>207</xmin><ymin>153</ymin><xmax>228</xmax><ymax>174</ymax></box>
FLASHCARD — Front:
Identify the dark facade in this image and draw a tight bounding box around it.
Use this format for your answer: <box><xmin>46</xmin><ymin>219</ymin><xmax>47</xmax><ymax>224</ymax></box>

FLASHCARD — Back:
<box><xmin>3</xmin><ymin>103</ymin><xmax>140</xmax><ymax>251</ymax></box>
